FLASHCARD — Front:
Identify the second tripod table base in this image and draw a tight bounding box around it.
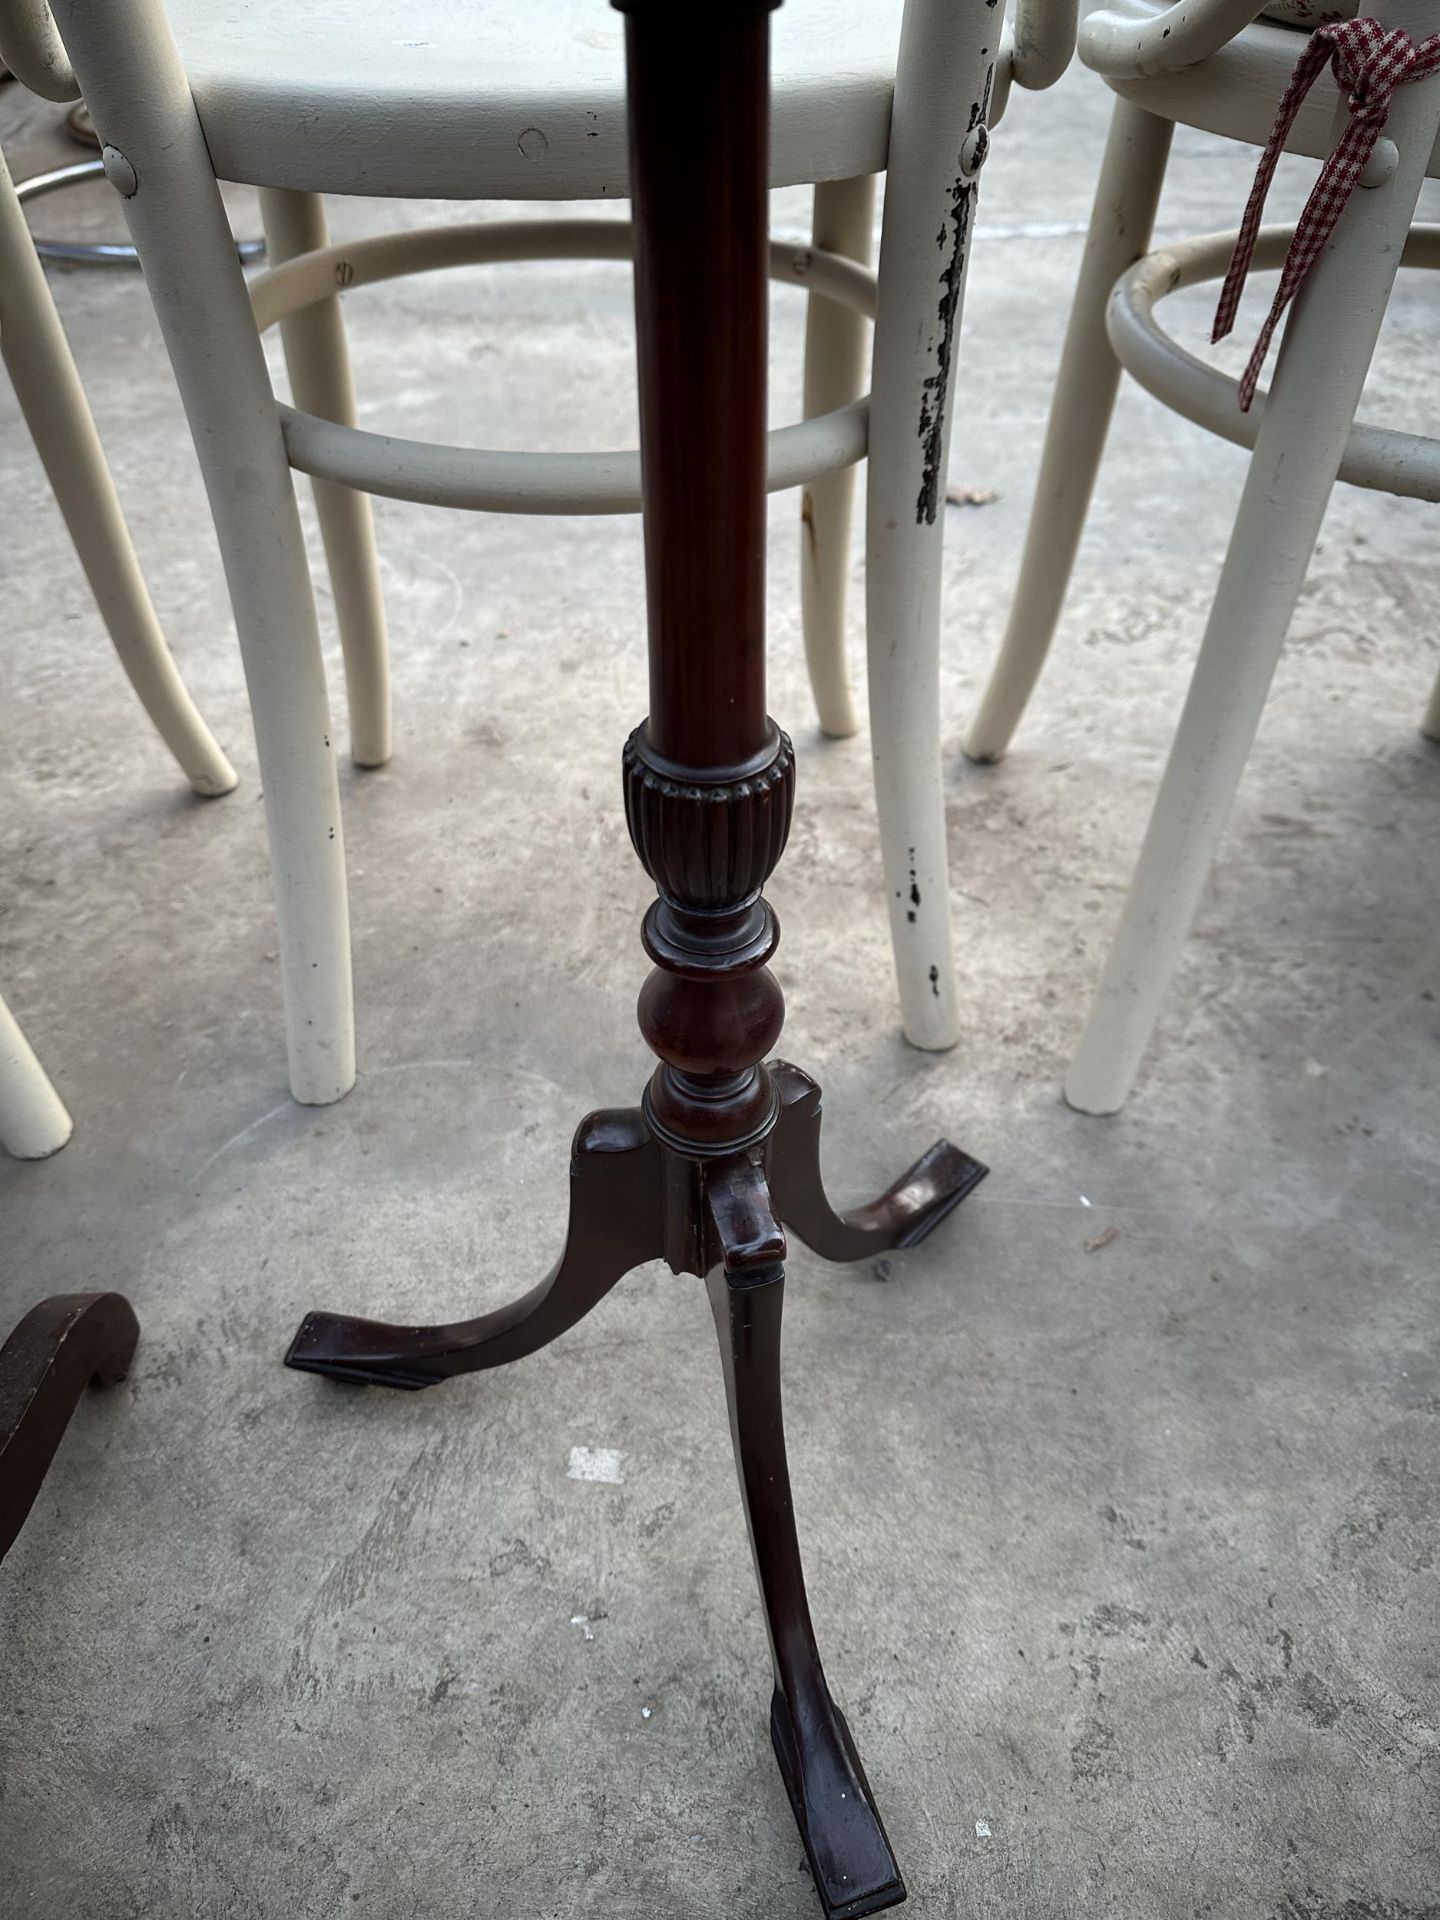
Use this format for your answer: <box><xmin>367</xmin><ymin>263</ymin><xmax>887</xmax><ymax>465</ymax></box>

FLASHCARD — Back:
<box><xmin>286</xmin><ymin>1058</ymin><xmax>985</xmax><ymax>1919</ymax></box>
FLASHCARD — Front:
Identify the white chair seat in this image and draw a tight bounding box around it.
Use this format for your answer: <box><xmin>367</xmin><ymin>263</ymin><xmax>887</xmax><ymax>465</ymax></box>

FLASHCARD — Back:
<box><xmin>1099</xmin><ymin>1</ymin><xmax>1440</xmax><ymax>170</ymax></box>
<box><xmin>172</xmin><ymin>0</ymin><xmax>911</xmax><ymax>198</ymax></box>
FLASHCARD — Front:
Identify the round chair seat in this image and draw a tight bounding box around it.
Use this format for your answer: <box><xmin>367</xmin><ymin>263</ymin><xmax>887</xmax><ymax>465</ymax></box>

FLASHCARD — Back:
<box><xmin>1099</xmin><ymin>1</ymin><xmax>1440</xmax><ymax>172</ymax></box>
<box><xmin>168</xmin><ymin>0</ymin><xmax>912</xmax><ymax>199</ymax></box>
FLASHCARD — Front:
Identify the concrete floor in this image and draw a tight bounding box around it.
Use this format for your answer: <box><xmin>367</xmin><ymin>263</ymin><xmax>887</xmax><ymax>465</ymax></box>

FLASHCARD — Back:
<box><xmin>2</xmin><ymin>55</ymin><xmax>1437</xmax><ymax>1920</ymax></box>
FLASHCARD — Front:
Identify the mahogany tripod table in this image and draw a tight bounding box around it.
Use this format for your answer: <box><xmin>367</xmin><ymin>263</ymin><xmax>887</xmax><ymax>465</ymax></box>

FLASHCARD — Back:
<box><xmin>285</xmin><ymin>3</ymin><xmax>986</xmax><ymax>1912</ymax></box>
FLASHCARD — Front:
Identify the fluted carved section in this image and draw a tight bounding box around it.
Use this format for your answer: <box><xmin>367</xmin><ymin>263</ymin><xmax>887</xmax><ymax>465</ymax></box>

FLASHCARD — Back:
<box><xmin>623</xmin><ymin>726</ymin><xmax>795</xmax><ymax>909</ymax></box>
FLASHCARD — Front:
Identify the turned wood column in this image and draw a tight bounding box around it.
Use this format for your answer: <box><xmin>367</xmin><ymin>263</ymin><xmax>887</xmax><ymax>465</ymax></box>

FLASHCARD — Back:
<box><xmin>622</xmin><ymin>1</ymin><xmax>773</xmax><ymax>768</ymax></box>
<box><xmin>618</xmin><ymin>0</ymin><xmax>794</xmax><ymax>1217</ymax></box>
<box><xmin>285</xmin><ymin>19</ymin><xmax>989</xmax><ymax>1902</ymax></box>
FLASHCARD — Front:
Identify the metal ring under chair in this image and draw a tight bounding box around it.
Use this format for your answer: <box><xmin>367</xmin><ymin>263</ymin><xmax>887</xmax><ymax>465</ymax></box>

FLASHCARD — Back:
<box><xmin>14</xmin><ymin>155</ymin><xmax>265</xmax><ymax>266</ymax></box>
<box><xmin>1107</xmin><ymin>219</ymin><xmax>1440</xmax><ymax>501</ymax></box>
<box><xmin>246</xmin><ymin>217</ymin><xmax>878</xmax><ymax>514</ymax></box>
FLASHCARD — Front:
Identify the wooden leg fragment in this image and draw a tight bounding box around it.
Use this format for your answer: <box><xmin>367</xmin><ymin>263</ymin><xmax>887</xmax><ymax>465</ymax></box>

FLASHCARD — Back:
<box><xmin>0</xmin><ymin>1292</ymin><xmax>139</xmax><ymax>1561</ymax></box>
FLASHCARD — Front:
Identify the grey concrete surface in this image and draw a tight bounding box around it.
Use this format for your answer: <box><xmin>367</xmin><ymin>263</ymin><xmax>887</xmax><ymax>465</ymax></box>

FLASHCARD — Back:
<box><xmin>2</xmin><ymin>55</ymin><xmax>1437</xmax><ymax>1920</ymax></box>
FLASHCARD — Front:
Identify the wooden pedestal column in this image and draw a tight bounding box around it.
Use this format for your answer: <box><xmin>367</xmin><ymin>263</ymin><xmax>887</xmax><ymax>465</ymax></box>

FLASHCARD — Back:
<box><xmin>286</xmin><ymin>5</ymin><xmax>986</xmax><ymax>1911</ymax></box>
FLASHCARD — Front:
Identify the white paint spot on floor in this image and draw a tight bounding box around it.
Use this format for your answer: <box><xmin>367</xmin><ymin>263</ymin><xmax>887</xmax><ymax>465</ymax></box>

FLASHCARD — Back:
<box><xmin>975</xmin><ymin>1819</ymin><xmax>992</xmax><ymax>1839</ymax></box>
<box><xmin>1079</xmin><ymin>1194</ymin><xmax>1093</xmax><ymax>1208</ymax></box>
<box><xmin>641</xmin><ymin>1706</ymin><xmax>652</xmax><ymax>1720</ymax></box>
<box><xmin>570</xmin><ymin>1614</ymin><xmax>595</xmax><ymax>1642</ymax></box>
<box><xmin>567</xmin><ymin>1445</ymin><xmax>626</xmax><ymax>1484</ymax></box>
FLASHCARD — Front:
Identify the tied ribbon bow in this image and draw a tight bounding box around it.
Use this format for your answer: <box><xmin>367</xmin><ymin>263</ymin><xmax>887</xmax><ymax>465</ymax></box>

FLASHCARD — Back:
<box><xmin>1213</xmin><ymin>16</ymin><xmax>1440</xmax><ymax>411</ymax></box>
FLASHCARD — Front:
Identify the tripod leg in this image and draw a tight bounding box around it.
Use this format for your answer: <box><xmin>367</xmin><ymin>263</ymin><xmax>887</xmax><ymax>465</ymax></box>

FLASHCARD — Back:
<box><xmin>0</xmin><ymin>1292</ymin><xmax>139</xmax><ymax>1562</ymax></box>
<box><xmin>285</xmin><ymin>1109</ymin><xmax>663</xmax><ymax>1389</ymax></box>
<box><xmin>707</xmin><ymin>1259</ymin><xmax>906</xmax><ymax>1919</ymax></box>
<box><xmin>766</xmin><ymin>1060</ymin><xmax>986</xmax><ymax>1264</ymax></box>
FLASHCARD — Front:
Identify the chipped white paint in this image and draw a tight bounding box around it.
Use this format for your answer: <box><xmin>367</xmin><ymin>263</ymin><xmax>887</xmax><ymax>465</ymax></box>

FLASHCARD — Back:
<box><xmin>641</xmin><ymin>1706</ymin><xmax>653</xmax><ymax>1720</ymax></box>
<box><xmin>567</xmin><ymin>1445</ymin><xmax>625</xmax><ymax>1485</ymax></box>
<box><xmin>41</xmin><ymin>0</ymin><xmax>1085</xmax><ymax>1093</ymax></box>
<box><xmin>569</xmin><ymin>1614</ymin><xmax>595</xmax><ymax>1642</ymax></box>
<box><xmin>975</xmin><ymin>1818</ymin><xmax>992</xmax><ymax>1839</ymax></box>
<box><xmin>865</xmin><ymin>0</ymin><xmax>1002</xmax><ymax>1051</ymax></box>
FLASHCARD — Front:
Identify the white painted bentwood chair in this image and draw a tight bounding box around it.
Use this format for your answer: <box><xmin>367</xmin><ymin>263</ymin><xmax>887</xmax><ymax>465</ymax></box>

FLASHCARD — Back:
<box><xmin>2</xmin><ymin>86</ymin><xmax>239</xmax><ymax>1158</ymax></box>
<box><xmin>6</xmin><ymin>0</ymin><xmax>1075</xmax><ymax>1105</ymax></box>
<box><xmin>0</xmin><ymin>130</ymin><xmax>235</xmax><ymax>800</ymax></box>
<box><xmin>966</xmin><ymin>0</ymin><xmax>1440</xmax><ymax>1112</ymax></box>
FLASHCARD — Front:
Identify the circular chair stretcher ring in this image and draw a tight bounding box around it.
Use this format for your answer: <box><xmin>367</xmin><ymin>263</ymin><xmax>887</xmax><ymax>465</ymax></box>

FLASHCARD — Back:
<box><xmin>247</xmin><ymin>218</ymin><xmax>878</xmax><ymax>515</ymax></box>
<box><xmin>1107</xmin><ymin>220</ymin><xmax>1440</xmax><ymax>503</ymax></box>
<box><xmin>15</xmin><ymin>156</ymin><xmax>265</xmax><ymax>266</ymax></box>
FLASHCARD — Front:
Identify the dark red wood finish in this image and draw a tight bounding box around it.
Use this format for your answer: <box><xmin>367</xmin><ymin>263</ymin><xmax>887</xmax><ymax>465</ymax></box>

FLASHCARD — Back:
<box><xmin>625</xmin><ymin>3</ymin><xmax>772</xmax><ymax>771</ymax></box>
<box><xmin>286</xmin><ymin>5</ymin><xmax>987</xmax><ymax>1913</ymax></box>
<box><xmin>0</xmin><ymin>1291</ymin><xmax>138</xmax><ymax>1562</ymax></box>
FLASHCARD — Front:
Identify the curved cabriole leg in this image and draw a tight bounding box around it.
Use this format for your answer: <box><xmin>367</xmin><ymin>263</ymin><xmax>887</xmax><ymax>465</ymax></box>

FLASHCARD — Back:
<box><xmin>766</xmin><ymin>1060</ymin><xmax>986</xmax><ymax>1263</ymax></box>
<box><xmin>0</xmin><ymin>1292</ymin><xmax>139</xmax><ymax>1561</ymax></box>
<box><xmin>707</xmin><ymin>1260</ymin><xmax>904</xmax><ymax>1920</ymax></box>
<box><xmin>284</xmin><ymin>1110</ymin><xmax>663</xmax><ymax>1389</ymax></box>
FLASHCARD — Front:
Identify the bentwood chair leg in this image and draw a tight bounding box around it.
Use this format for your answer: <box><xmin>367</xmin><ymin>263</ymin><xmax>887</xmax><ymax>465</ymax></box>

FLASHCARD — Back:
<box><xmin>864</xmin><ymin>0</ymin><xmax>996</xmax><ymax>1051</ymax></box>
<box><xmin>52</xmin><ymin>0</ymin><xmax>355</xmax><ymax>1106</ymax></box>
<box><xmin>0</xmin><ymin>993</ymin><xmax>73</xmax><ymax>1160</ymax></box>
<box><xmin>1422</xmin><ymin>662</ymin><xmax>1440</xmax><ymax>744</ymax></box>
<box><xmin>0</xmin><ymin>144</ymin><xmax>237</xmax><ymax>798</ymax></box>
<box><xmin>965</xmin><ymin>93</ymin><xmax>1173</xmax><ymax>765</ymax></box>
<box><xmin>258</xmin><ymin>188</ymin><xmax>392</xmax><ymax>770</ymax></box>
<box><xmin>1065</xmin><ymin>26</ymin><xmax>1440</xmax><ymax>1114</ymax></box>
<box><xmin>799</xmin><ymin>173</ymin><xmax>875</xmax><ymax>741</ymax></box>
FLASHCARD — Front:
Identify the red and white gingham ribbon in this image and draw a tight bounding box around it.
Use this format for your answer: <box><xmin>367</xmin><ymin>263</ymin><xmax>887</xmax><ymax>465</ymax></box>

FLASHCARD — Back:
<box><xmin>1212</xmin><ymin>16</ymin><xmax>1440</xmax><ymax>411</ymax></box>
